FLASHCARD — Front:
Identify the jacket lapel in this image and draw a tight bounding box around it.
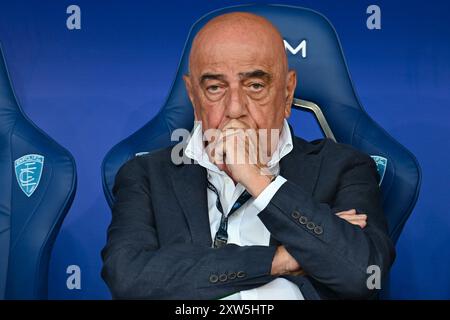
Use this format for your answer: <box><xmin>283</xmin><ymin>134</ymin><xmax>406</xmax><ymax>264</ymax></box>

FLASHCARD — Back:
<box><xmin>279</xmin><ymin>136</ymin><xmax>324</xmax><ymax>195</ymax></box>
<box><xmin>170</xmin><ymin>162</ymin><xmax>213</xmax><ymax>247</ymax></box>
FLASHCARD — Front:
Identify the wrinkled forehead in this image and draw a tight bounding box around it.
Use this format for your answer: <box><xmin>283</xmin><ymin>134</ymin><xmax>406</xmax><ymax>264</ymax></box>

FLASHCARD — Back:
<box><xmin>194</xmin><ymin>40</ymin><xmax>278</xmax><ymax>73</ymax></box>
<box><xmin>189</xmin><ymin>14</ymin><xmax>287</xmax><ymax>76</ymax></box>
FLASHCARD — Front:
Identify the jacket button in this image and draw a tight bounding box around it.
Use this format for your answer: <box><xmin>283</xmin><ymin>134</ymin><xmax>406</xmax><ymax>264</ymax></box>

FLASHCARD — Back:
<box><xmin>228</xmin><ymin>272</ymin><xmax>237</xmax><ymax>280</ymax></box>
<box><xmin>219</xmin><ymin>274</ymin><xmax>228</xmax><ymax>282</ymax></box>
<box><xmin>306</xmin><ymin>222</ymin><xmax>316</xmax><ymax>230</ymax></box>
<box><xmin>291</xmin><ymin>210</ymin><xmax>301</xmax><ymax>219</ymax></box>
<box><xmin>237</xmin><ymin>271</ymin><xmax>246</xmax><ymax>278</ymax></box>
<box><xmin>314</xmin><ymin>226</ymin><xmax>323</xmax><ymax>235</ymax></box>
<box><xmin>299</xmin><ymin>216</ymin><xmax>308</xmax><ymax>225</ymax></box>
<box><xmin>209</xmin><ymin>274</ymin><xmax>219</xmax><ymax>283</ymax></box>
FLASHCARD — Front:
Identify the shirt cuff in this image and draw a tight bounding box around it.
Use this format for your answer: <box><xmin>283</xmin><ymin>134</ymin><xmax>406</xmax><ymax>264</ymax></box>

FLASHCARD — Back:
<box><xmin>253</xmin><ymin>175</ymin><xmax>287</xmax><ymax>211</ymax></box>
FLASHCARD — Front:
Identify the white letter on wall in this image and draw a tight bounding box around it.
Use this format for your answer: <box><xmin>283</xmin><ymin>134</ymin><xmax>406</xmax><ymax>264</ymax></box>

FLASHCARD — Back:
<box><xmin>66</xmin><ymin>5</ymin><xmax>81</xmax><ymax>30</ymax></box>
<box><xmin>366</xmin><ymin>5</ymin><xmax>381</xmax><ymax>30</ymax></box>
<box><xmin>66</xmin><ymin>265</ymin><xmax>81</xmax><ymax>290</ymax></box>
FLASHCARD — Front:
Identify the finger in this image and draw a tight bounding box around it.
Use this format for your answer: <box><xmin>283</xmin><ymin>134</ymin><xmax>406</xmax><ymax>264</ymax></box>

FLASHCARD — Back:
<box><xmin>337</xmin><ymin>214</ymin><xmax>367</xmax><ymax>222</ymax></box>
<box><xmin>223</xmin><ymin>130</ymin><xmax>245</xmax><ymax>165</ymax></box>
<box><xmin>222</xmin><ymin>128</ymin><xmax>241</xmax><ymax>139</ymax></box>
<box><xmin>288</xmin><ymin>270</ymin><xmax>306</xmax><ymax>276</ymax></box>
<box><xmin>246</xmin><ymin>135</ymin><xmax>262</xmax><ymax>169</ymax></box>
<box><xmin>222</xmin><ymin>119</ymin><xmax>248</xmax><ymax>131</ymax></box>
<box><xmin>338</xmin><ymin>216</ymin><xmax>367</xmax><ymax>224</ymax></box>
<box><xmin>342</xmin><ymin>219</ymin><xmax>366</xmax><ymax>228</ymax></box>
<box><xmin>209</xmin><ymin>134</ymin><xmax>225</xmax><ymax>165</ymax></box>
<box><xmin>336</xmin><ymin>209</ymin><xmax>356</xmax><ymax>216</ymax></box>
<box><xmin>335</xmin><ymin>209</ymin><xmax>357</xmax><ymax>216</ymax></box>
<box><xmin>339</xmin><ymin>217</ymin><xmax>367</xmax><ymax>228</ymax></box>
<box><xmin>227</xmin><ymin>130</ymin><xmax>257</xmax><ymax>166</ymax></box>
<box><xmin>242</xmin><ymin>130</ymin><xmax>268</xmax><ymax>169</ymax></box>
<box><xmin>233</xmin><ymin>132</ymin><xmax>247</xmax><ymax>165</ymax></box>
<box><xmin>338</xmin><ymin>214</ymin><xmax>367</xmax><ymax>220</ymax></box>
<box><xmin>353</xmin><ymin>220</ymin><xmax>367</xmax><ymax>228</ymax></box>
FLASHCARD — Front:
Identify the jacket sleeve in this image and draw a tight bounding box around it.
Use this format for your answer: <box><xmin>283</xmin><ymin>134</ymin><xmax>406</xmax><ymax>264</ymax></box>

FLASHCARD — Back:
<box><xmin>101</xmin><ymin>158</ymin><xmax>277</xmax><ymax>299</ymax></box>
<box><xmin>257</xmin><ymin>152</ymin><xmax>396</xmax><ymax>299</ymax></box>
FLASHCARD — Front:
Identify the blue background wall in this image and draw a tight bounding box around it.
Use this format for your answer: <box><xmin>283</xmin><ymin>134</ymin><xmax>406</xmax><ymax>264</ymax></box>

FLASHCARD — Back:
<box><xmin>0</xmin><ymin>0</ymin><xmax>449</xmax><ymax>299</ymax></box>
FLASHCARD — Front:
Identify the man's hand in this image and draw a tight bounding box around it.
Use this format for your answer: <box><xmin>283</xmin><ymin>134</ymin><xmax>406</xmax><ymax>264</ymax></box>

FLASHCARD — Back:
<box><xmin>206</xmin><ymin>120</ymin><xmax>273</xmax><ymax>196</ymax></box>
<box><xmin>336</xmin><ymin>209</ymin><xmax>367</xmax><ymax>228</ymax></box>
<box><xmin>271</xmin><ymin>245</ymin><xmax>304</xmax><ymax>276</ymax></box>
<box><xmin>270</xmin><ymin>210</ymin><xmax>367</xmax><ymax>277</ymax></box>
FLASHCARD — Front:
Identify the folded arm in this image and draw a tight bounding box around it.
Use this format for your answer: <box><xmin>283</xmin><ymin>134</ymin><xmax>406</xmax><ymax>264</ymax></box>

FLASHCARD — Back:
<box><xmin>101</xmin><ymin>158</ymin><xmax>277</xmax><ymax>299</ymax></box>
<box><xmin>257</xmin><ymin>153</ymin><xmax>396</xmax><ymax>299</ymax></box>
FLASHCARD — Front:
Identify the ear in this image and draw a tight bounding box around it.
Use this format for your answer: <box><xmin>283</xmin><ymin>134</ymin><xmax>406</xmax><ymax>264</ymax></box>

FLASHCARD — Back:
<box><xmin>183</xmin><ymin>74</ymin><xmax>200</xmax><ymax>120</ymax></box>
<box><xmin>183</xmin><ymin>74</ymin><xmax>194</xmax><ymax>104</ymax></box>
<box><xmin>284</xmin><ymin>70</ymin><xmax>297</xmax><ymax>119</ymax></box>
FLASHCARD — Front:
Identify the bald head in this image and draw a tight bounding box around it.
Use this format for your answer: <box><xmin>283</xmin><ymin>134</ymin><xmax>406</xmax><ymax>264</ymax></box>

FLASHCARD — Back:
<box><xmin>189</xmin><ymin>12</ymin><xmax>288</xmax><ymax>76</ymax></box>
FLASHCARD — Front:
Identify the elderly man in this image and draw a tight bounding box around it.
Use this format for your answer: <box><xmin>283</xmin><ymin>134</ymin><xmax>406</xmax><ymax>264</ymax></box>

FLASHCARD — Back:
<box><xmin>101</xmin><ymin>12</ymin><xmax>395</xmax><ymax>300</ymax></box>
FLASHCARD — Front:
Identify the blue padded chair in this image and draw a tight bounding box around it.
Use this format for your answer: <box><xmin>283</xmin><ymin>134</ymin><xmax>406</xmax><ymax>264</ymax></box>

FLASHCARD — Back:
<box><xmin>0</xmin><ymin>44</ymin><xmax>77</xmax><ymax>299</ymax></box>
<box><xmin>102</xmin><ymin>4</ymin><xmax>421</xmax><ymax>246</ymax></box>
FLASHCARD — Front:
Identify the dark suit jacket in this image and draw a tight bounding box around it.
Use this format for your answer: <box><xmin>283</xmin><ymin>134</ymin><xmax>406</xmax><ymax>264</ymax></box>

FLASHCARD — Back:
<box><xmin>101</xmin><ymin>135</ymin><xmax>395</xmax><ymax>300</ymax></box>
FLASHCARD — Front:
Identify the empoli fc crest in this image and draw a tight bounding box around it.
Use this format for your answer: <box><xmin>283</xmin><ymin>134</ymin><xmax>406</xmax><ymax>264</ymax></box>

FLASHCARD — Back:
<box><xmin>370</xmin><ymin>155</ymin><xmax>387</xmax><ymax>186</ymax></box>
<box><xmin>14</xmin><ymin>154</ymin><xmax>45</xmax><ymax>197</ymax></box>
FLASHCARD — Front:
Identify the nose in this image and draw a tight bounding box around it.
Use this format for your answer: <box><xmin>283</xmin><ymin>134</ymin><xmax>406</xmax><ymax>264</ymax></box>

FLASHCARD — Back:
<box><xmin>224</xmin><ymin>84</ymin><xmax>247</xmax><ymax>119</ymax></box>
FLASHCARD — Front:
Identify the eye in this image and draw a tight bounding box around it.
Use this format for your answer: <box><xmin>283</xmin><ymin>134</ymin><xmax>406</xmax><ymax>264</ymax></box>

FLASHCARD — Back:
<box><xmin>249</xmin><ymin>83</ymin><xmax>265</xmax><ymax>92</ymax></box>
<box><xmin>206</xmin><ymin>85</ymin><xmax>222</xmax><ymax>94</ymax></box>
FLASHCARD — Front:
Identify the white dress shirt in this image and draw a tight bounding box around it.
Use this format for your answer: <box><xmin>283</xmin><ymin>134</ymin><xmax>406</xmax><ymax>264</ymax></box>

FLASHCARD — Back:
<box><xmin>184</xmin><ymin>119</ymin><xmax>304</xmax><ymax>300</ymax></box>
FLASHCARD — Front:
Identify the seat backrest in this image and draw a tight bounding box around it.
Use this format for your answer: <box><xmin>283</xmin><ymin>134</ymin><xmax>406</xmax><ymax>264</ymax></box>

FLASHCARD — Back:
<box><xmin>0</xmin><ymin>44</ymin><xmax>77</xmax><ymax>299</ymax></box>
<box><xmin>101</xmin><ymin>4</ymin><xmax>421</xmax><ymax>244</ymax></box>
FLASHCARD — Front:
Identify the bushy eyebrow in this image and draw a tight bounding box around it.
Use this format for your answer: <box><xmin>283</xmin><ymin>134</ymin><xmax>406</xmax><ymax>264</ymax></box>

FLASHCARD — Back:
<box><xmin>199</xmin><ymin>73</ymin><xmax>225</xmax><ymax>85</ymax></box>
<box><xmin>199</xmin><ymin>69</ymin><xmax>272</xmax><ymax>85</ymax></box>
<box><xmin>239</xmin><ymin>69</ymin><xmax>272</xmax><ymax>83</ymax></box>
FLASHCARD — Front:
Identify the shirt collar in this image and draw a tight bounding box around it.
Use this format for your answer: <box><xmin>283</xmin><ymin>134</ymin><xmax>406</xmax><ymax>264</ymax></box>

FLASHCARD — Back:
<box><xmin>267</xmin><ymin>119</ymin><xmax>293</xmax><ymax>168</ymax></box>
